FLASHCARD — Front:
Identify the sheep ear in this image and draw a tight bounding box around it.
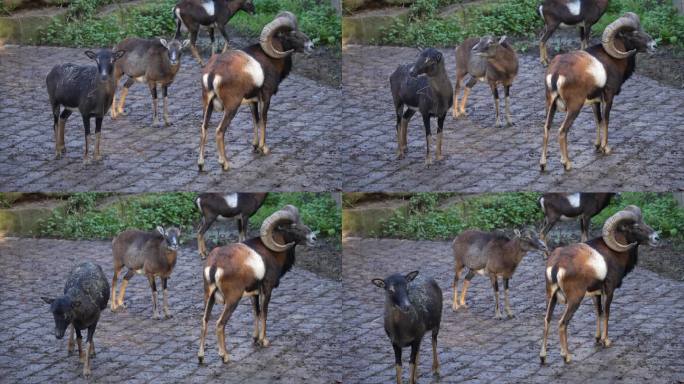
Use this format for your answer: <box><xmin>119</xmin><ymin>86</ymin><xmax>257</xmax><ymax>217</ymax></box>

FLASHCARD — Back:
<box><xmin>41</xmin><ymin>296</ymin><xmax>54</xmax><ymax>305</ymax></box>
<box><xmin>371</xmin><ymin>279</ymin><xmax>386</xmax><ymax>289</ymax></box>
<box><xmin>159</xmin><ymin>38</ymin><xmax>169</xmax><ymax>48</ymax></box>
<box><xmin>113</xmin><ymin>50</ymin><xmax>126</xmax><ymax>61</ymax></box>
<box><xmin>405</xmin><ymin>271</ymin><xmax>419</xmax><ymax>282</ymax></box>
<box><xmin>156</xmin><ymin>226</ymin><xmax>165</xmax><ymax>236</ymax></box>
<box><xmin>84</xmin><ymin>50</ymin><xmax>97</xmax><ymax>60</ymax></box>
<box><xmin>182</xmin><ymin>39</ymin><xmax>190</xmax><ymax>48</ymax></box>
<box><xmin>71</xmin><ymin>300</ymin><xmax>81</xmax><ymax>309</ymax></box>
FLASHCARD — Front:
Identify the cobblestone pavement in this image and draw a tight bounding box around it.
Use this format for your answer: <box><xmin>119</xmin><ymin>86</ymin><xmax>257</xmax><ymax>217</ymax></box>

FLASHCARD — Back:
<box><xmin>341</xmin><ymin>45</ymin><xmax>684</xmax><ymax>192</ymax></box>
<box><xmin>0</xmin><ymin>238</ymin><xmax>342</xmax><ymax>383</ymax></box>
<box><xmin>342</xmin><ymin>238</ymin><xmax>684</xmax><ymax>383</ymax></box>
<box><xmin>0</xmin><ymin>45</ymin><xmax>341</xmax><ymax>192</ymax></box>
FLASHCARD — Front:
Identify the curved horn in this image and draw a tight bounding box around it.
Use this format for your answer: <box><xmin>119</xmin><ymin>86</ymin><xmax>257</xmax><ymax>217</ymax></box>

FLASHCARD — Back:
<box><xmin>259</xmin><ymin>12</ymin><xmax>298</xmax><ymax>59</ymax></box>
<box><xmin>259</xmin><ymin>206</ymin><xmax>298</xmax><ymax>252</ymax></box>
<box><xmin>602</xmin><ymin>208</ymin><xmax>639</xmax><ymax>252</ymax></box>
<box><xmin>602</xmin><ymin>12</ymin><xmax>640</xmax><ymax>59</ymax></box>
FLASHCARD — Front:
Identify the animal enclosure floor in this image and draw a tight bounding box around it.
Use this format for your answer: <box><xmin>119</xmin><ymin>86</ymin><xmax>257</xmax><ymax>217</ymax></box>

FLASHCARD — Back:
<box><xmin>0</xmin><ymin>238</ymin><xmax>343</xmax><ymax>383</ymax></box>
<box><xmin>0</xmin><ymin>45</ymin><xmax>341</xmax><ymax>192</ymax></box>
<box><xmin>342</xmin><ymin>238</ymin><xmax>684</xmax><ymax>383</ymax></box>
<box><xmin>341</xmin><ymin>45</ymin><xmax>684</xmax><ymax>191</ymax></box>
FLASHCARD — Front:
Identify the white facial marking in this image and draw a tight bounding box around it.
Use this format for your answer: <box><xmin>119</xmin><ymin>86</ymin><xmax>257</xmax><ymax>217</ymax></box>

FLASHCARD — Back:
<box><xmin>201</xmin><ymin>1</ymin><xmax>215</xmax><ymax>16</ymax></box>
<box><xmin>239</xmin><ymin>51</ymin><xmax>264</xmax><ymax>88</ymax></box>
<box><xmin>538</xmin><ymin>5</ymin><xmax>544</xmax><ymax>18</ymax></box>
<box><xmin>567</xmin><ymin>0</ymin><xmax>581</xmax><ymax>16</ymax></box>
<box><xmin>243</xmin><ymin>246</ymin><xmax>265</xmax><ymax>280</ymax></box>
<box><xmin>566</xmin><ymin>193</ymin><xmax>581</xmax><ymax>208</ymax></box>
<box><xmin>649</xmin><ymin>232</ymin><xmax>659</xmax><ymax>245</ymax></box>
<box><xmin>223</xmin><ymin>193</ymin><xmax>238</xmax><ymax>208</ymax></box>
<box><xmin>586</xmin><ymin>54</ymin><xmax>607</xmax><ymax>88</ymax></box>
<box><xmin>305</xmin><ymin>41</ymin><xmax>314</xmax><ymax>50</ymax></box>
<box><xmin>587</xmin><ymin>247</ymin><xmax>608</xmax><ymax>280</ymax></box>
<box><xmin>306</xmin><ymin>232</ymin><xmax>316</xmax><ymax>243</ymax></box>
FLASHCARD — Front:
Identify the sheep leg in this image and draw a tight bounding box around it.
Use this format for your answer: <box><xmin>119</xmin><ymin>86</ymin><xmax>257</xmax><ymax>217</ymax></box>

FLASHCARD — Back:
<box><xmin>452</xmin><ymin>263</ymin><xmax>463</xmax><ymax>311</ymax></box>
<box><xmin>422</xmin><ymin>114</ymin><xmax>432</xmax><ymax>167</ymax></box>
<box><xmin>238</xmin><ymin>215</ymin><xmax>248</xmax><ymax>242</ymax></box>
<box><xmin>197</xmin><ymin>286</ymin><xmax>216</xmax><ymax>364</ymax></box>
<box><xmin>149</xmin><ymin>82</ymin><xmax>159</xmax><ymax>126</ymax></box>
<box><xmin>117</xmin><ymin>269</ymin><xmax>135</xmax><ymax>309</ymax></box>
<box><xmin>504</xmin><ymin>278</ymin><xmax>514</xmax><ymax>318</ymax></box>
<box><xmin>82</xmin><ymin>323</ymin><xmax>96</xmax><ymax>377</ymax></box>
<box><xmin>504</xmin><ymin>85</ymin><xmax>514</xmax><ymax>126</ymax></box>
<box><xmin>67</xmin><ymin>324</ymin><xmax>75</xmax><ymax>355</ymax></box>
<box><xmin>394</xmin><ymin>103</ymin><xmax>403</xmax><ymax>157</ymax></box>
<box><xmin>601</xmin><ymin>292</ymin><xmax>613</xmax><ymax>347</ymax></box>
<box><xmin>256</xmin><ymin>97</ymin><xmax>271</xmax><ymax>156</ymax></box>
<box><xmin>558</xmin><ymin>108</ymin><xmax>581</xmax><ymax>171</ymax></box>
<box><xmin>75</xmin><ymin>328</ymin><xmax>84</xmax><ymax>362</ymax></box>
<box><xmin>436</xmin><ymin>114</ymin><xmax>445</xmax><ymax>161</ymax></box>
<box><xmin>490</xmin><ymin>274</ymin><xmax>502</xmax><ymax>319</ymax></box>
<box><xmin>56</xmin><ymin>109</ymin><xmax>71</xmax><ymax>158</ymax></box>
<box><xmin>216</xmin><ymin>294</ymin><xmax>241</xmax><ymax>363</ymax></box>
<box><xmin>591</xmin><ymin>103</ymin><xmax>603</xmax><ymax>150</ymax></box>
<box><xmin>110</xmin><ymin>267</ymin><xmax>120</xmax><ymax>311</ymax></box>
<box><xmin>257</xmin><ymin>290</ymin><xmax>271</xmax><ymax>347</ymax></box>
<box><xmin>431</xmin><ymin>328</ymin><xmax>440</xmax><ymax>374</ymax></box>
<box><xmin>490</xmin><ymin>83</ymin><xmax>501</xmax><ymax>127</ymax></box>
<box><xmin>88</xmin><ymin>337</ymin><xmax>95</xmax><ymax>357</ymax></box>
<box><xmin>249</xmin><ymin>102</ymin><xmax>260</xmax><ymax>152</ymax></box>
<box><xmin>94</xmin><ymin>117</ymin><xmax>103</xmax><ymax>161</ymax></box>
<box><xmin>52</xmin><ymin>104</ymin><xmax>61</xmax><ymax>158</ymax></box>
<box><xmin>460</xmin><ymin>77</ymin><xmax>477</xmax><ymax>115</ymax></box>
<box><xmin>82</xmin><ymin>116</ymin><xmax>91</xmax><ymax>164</ymax></box>
<box><xmin>218</xmin><ymin>25</ymin><xmax>231</xmax><ymax>52</ymax></box>
<box><xmin>580</xmin><ymin>215</ymin><xmax>590</xmax><ymax>242</ymax></box>
<box><xmin>189</xmin><ymin>29</ymin><xmax>203</xmax><ymax>66</ymax></box>
<box><xmin>215</xmin><ymin>108</ymin><xmax>238</xmax><ymax>171</ymax></box>
<box><xmin>116</xmin><ymin>77</ymin><xmax>134</xmax><ymax>116</ymax></box>
<box><xmin>539</xmin><ymin>286</ymin><xmax>558</xmax><ymax>364</ymax></box>
<box><xmin>398</xmin><ymin>109</ymin><xmax>415</xmax><ymax>159</ymax></box>
<box><xmin>593</xmin><ymin>294</ymin><xmax>603</xmax><ymax>343</ymax></box>
<box><xmin>197</xmin><ymin>214</ymin><xmax>216</xmax><ymax>258</ymax></box>
<box><xmin>599</xmin><ymin>95</ymin><xmax>614</xmax><ymax>155</ymax></box>
<box><xmin>459</xmin><ymin>269</ymin><xmax>474</xmax><ymax>307</ymax></box>
<box><xmin>452</xmin><ymin>73</ymin><xmax>464</xmax><ymax>118</ymax></box>
<box><xmin>208</xmin><ymin>27</ymin><xmax>216</xmax><ymax>54</ymax></box>
<box><xmin>539</xmin><ymin>23</ymin><xmax>559</xmax><ymax>65</ymax></box>
<box><xmin>162</xmin><ymin>85</ymin><xmax>171</xmax><ymax>126</ymax></box>
<box><xmin>393</xmin><ymin>343</ymin><xmax>403</xmax><ymax>384</ymax></box>
<box><xmin>408</xmin><ymin>340</ymin><xmax>420</xmax><ymax>384</ymax></box>
<box><xmin>197</xmin><ymin>95</ymin><xmax>214</xmax><ymax>172</ymax></box>
<box><xmin>162</xmin><ymin>277</ymin><xmax>172</xmax><ymax>319</ymax></box>
<box><xmin>559</xmin><ymin>296</ymin><xmax>582</xmax><ymax>363</ymax></box>
<box><xmin>539</xmin><ymin>214</ymin><xmax>558</xmax><ymax>257</ymax></box>
<box><xmin>148</xmin><ymin>275</ymin><xmax>160</xmax><ymax>320</ymax></box>
<box><xmin>251</xmin><ymin>295</ymin><xmax>261</xmax><ymax>343</ymax></box>
<box><xmin>579</xmin><ymin>24</ymin><xmax>592</xmax><ymax>50</ymax></box>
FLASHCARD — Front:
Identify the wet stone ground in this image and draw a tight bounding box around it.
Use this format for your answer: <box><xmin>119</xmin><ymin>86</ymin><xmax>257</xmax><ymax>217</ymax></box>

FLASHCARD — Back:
<box><xmin>0</xmin><ymin>45</ymin><xmax>341</xmax><ymax>192</ymax></box>
<box><xmin>0</xmin><ymin>238</ymin><xmax>343</xmax><ymax>383</ymax></box>
<box><xmin>341</xmin><ymin>45</ymin><xmax>684</xmax><ymax>192</ymax></box>
<box><xmin>342</xmin><ymin>238</ymin><xmax>684</xmax><ymax>383</ymax></box>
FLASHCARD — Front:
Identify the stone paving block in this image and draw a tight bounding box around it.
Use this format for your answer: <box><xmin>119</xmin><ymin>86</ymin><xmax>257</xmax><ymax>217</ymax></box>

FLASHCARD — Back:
<box><xmin>341</xmin><ymin>45</ymin><xmax>684</xmax><ymax>191</ymax></box>
<box><xmin>0</xmin><ymin>237</ymin><xmax>342</xmax><ymax>383</ymax></box>
<box><xmin>0</xmin><ymin>46</ymin><xmax>341</xmax><ymax>192</ymax></box>
<box><xmin>342</xmin><ymin>238</ymin><xmax>684</xmax><ymax>383</ymax></box>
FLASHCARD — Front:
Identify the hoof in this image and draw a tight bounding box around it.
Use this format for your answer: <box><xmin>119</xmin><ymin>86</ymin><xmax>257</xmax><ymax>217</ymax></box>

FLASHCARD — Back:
<box><xmin>252</xmin><ymin>144</ymin><xmax>259</xmax><ymax>153</ymax></box>
<box><xmin>152</xmin><ymin>313</ymin><xmax>161</xmax><ymax>320</ymax></box>
<box><xmin>507</xmin><ymin>121</ymin><xmax>515</xmax><ymax>127</ymax></box>
<box><xmin>197</xmin><ymin>355</ymin><xmax>204</xmax><ymax>364</ymax></box>
<box><xmin>258</xmin><ymin>338</ymin><xmax>270</xmax><ymax>347</ymax></box>
<box><xmin>539</xmin><ymin>355</ymin><xmax>546</xmax><ymax>364</ymax></box>
<box><xmin>221</xmin><ymin>162</ymin><xmax>230</xmax><ymax>171</ymax></box>
<box><xmin>494</xmin><ymin>313</ymin><xmax>502</xmax><ymax>320</ymax></box>
<box><xmin>602</xmin><ymin>338</ymin><xmax>612</xmax><ymax>347</ymax></box>
<box><xmin>220</xmin><ymin>353</ymin><xmax>230</xmax><ymax>364</ymax></box>
<box><xmin>451</xmin><ymin>304</ymin><xmax>460</xmax><ymax>311</ymax></box>
<box><xmin>563</xmin><ymin>354</ymin><xmax>572</xmax><ymax>364</ymax></box>
<box><xmin>507</xmin><ymin>313</ymin><xmax>515</xmax><ymax>319</ymax></box>
<box><xmin>164</xmin><ymin>121</ymin><xmax>172</xmax><ymax>127</ymax></box>
<box><xmin>539</xmin><ymin>162</ymin><xmax>546</xmax><ymax>172</ymax></box>
<box><xmin>563</xmin><ymin>163</ymin><xmax>572</xmax><ymax>172</ymax></box>
<box><xmin>258</xmin><ymin>145</ymin><xmax>270</xmax><ymax>155</ymax></box>
<box><xmin>197</xmin><ymin>162</ymin><xmax>204</xmax><ymax>172</ymax></box>
<box><xmin>164</xmin><ymin>313</ymin><xmax>173</xmax><ymax>319</ymax></box>
<box><xmin>600</xmin><ymin>145</ymin><xmax>612</xmax><ymax>155</ymax></box>
<box><xmin>436</xmin><ymin>154</ymin><xmax>444</xmax><ymax>162</ymax></box>
<box><xmin>94</xmin><ymin>155</ymin><xmax>103</xmax><ymax>162</ymax></box>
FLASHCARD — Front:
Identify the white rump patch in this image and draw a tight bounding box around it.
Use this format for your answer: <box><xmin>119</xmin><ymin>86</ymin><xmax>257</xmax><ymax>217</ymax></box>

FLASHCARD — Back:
<box><xmin>587</xmin><ymin>248</ymin><xmax>607</xmax><ymax>280</ymax></box>
<box><xmin>586</xmin><ymin>55</ymin><xmax>607</xmax><ymax>88</ymax></box>
<box><xmin>545</xmin><ymin>266</ymin><xmax>553</xmax><ymax>281</ymax></box>
<box><xmin>223</xmin><ymin>193</ymin><xmax>238</xmax><ymax>208</ymax></box>
<box><xmin>202</xmin><ymin>73</ymin><xmax>210</xmax><ymax>90</ymax></box>
<box><xmin>203</xmin><ymin>266</ymin><xmax>212</xmax><ymax>282</ymax></box>
<box><xmin>201</xmin><ymin>1</ymin><xmax>215</xmax><ymax>16</ymax></box>
<box><xmin>239</xmin><ymin>52</ymin><xmax>264</xmax><ymax>88</ymax></box>
<box><xmin>243</xmin><ymin>246</ymin><xmax>265</xmax><ymax>280</ymax></box>
<box><xmin>566</xmin><ymin>193</ymin><xmax>580</xmax><ymax>208</ymax></box>
<box><xmin>567</xmin><ymin>0</ymin><xmax>581</xmax><ymax>16</ymax></box>
<box><xmin>556</xmin><ymin>267</ymin><xmax>566</xmax><ymax>283</ymax></box>
<box><xmin>556</xmin><ymin>75</ymin><xmax>566</xmax><ymax>89</ymax></box>
<box><xmin>215</xmin><ymin>267</ymin><xmax>224</xmax><ymax>282</ymax></box>
<box><xmin>212</xmin><ymin>74</ymin><xmax>222</xmax><ymax>92</ymax></box>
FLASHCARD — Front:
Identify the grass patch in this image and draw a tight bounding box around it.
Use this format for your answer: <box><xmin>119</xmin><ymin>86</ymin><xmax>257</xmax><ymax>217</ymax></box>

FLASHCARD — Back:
<box><xmin>376</xmin><ymin>192</ymin><xmax>684</xmax><ymax>242</ymax></box>
<box><xmin>39</xmin><ymin>0</ymin><xmax>340</xmax><ymax>47</ymax></box>
<box><xmin>37</xmin><ymin>192</ymin><xmax>341</xmax><ymax>244</ymax></box>
<box><xmin>377</xmin><ymin>0</ymin><xmax>684</xmax><ymax>49</ymax></box>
